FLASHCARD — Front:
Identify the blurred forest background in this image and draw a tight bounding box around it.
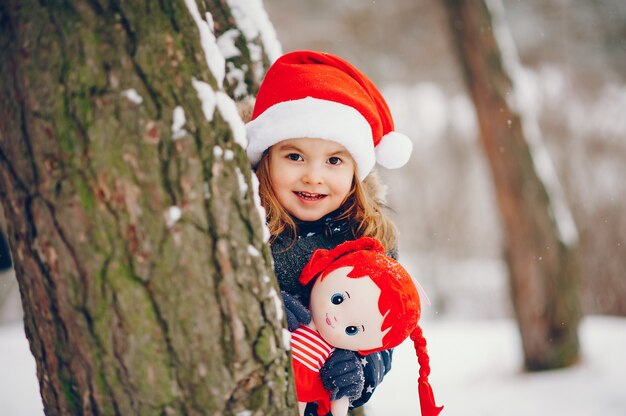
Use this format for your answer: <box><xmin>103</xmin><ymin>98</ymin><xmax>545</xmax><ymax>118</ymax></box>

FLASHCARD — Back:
<box><xmin>1</xmin><ymin>0</ymin><xmax>625</xmax><ymax>324</ymax></box>
<box><xmin>263</xmin><ymin>0</ymin><xmax>626</xmax><ymax>318</ymax></box>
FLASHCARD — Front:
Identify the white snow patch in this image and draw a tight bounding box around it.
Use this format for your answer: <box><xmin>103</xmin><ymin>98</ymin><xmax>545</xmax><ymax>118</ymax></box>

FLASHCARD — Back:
<box><xmin>0</xmin><ymin>325</ymin><xmax>43</xmax><ymax>416</ymax></box>
<box><xmin>247</xmin><ymin>245</ymin><xmax>260</xmax><ymax>257</ymax></box>
<box><xmin>217</xmin><ymin>29</ymin><xmax>241</xmax><ymax>59</ymax></box>
<box><xmin>121</xmin><ymin>88</ymin><xmax>143</xmax><ymax>104</ymax></box>
<box><xmin>226</xmin><ymin>61</ymin><xmax>248</xmax><ymax>98</ymax></box>
<box><xmin>282</xmin><ymin>328</ymin><xmax>292</xmax><ymax>350</ymax></box>
<box><xmin>171</xmin><ymin>106</ymin><xmax>187</xmax><ymax>140</ymax></box>
<box><xmin>191</xmin><ymin>78</ymin><xmax>217</xmax><ymax>122</ymax></box>
<box><xmin>366</xmin><ymin>316</ymin><xmax>626</xmax><ymax>416</ymax></box>
<box><xmin>226</xmin><ymin>0</ymin><xmax>282</xmax><ymax>63</ymax></box>
<box><xmin>216</xmin><ymin>91</ymin><xmax>247</xmax><ymax>147</ymax></box>
<box><xmin>485</xmin><ymin>0</ymin><xmax>578</xmax><ymax>247</ymax></box>
<box><xmin>251</xmin><ymin>173</ymin><xmax>270</xmax><ymax>242</ymax></box>
<box><xmin>235</xmin><ymin>167</ymin><xmax>248</xmax><ymax>197</ymax></box>
<box><xmin>165</xmin><ymin>206</ymin><xmax>182</xmax><ymax>228</ymax></box>
<box><xmin>268</xmin><ymin>287</ymin><xmax>283</xmax><ymax>321</ymax></box>
<box><xmin>183</xmin><ymin>0</ymin><xmax>225</xmax><ymax>86</ymax></box>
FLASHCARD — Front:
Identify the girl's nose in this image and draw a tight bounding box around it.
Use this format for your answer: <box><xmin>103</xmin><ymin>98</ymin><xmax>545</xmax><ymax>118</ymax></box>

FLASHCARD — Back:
<box><xmin>302</xmin><ymin>166</ymin><xmax>323</xmax><ymax>184</ymax></box>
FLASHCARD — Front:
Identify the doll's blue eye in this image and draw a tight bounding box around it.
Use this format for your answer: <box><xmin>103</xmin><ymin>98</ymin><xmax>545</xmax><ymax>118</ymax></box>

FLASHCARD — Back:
<box><xmin>331</xmin><ymin>293</ymin><xmax>344</xmax><ymax>305</ymax></box>
<box><xmin>345</xmin><ymin>326</ymin><xmax>359</xmax><ymax>336</ymax></box>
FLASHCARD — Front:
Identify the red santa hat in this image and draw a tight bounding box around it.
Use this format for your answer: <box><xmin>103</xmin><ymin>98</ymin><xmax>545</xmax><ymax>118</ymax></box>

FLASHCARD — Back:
<box><xmin>299</xmin><ymin>237</ymin><xmax>443</xmax><ymax>416</ymax></box>
<box><xmin>246</xmin><ymin>50</ymin><xmax>412</xmax><ymax>180</ymax></box>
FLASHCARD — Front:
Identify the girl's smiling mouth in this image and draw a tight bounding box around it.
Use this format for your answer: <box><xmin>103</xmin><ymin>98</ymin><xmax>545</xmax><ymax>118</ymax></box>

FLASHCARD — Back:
<box><xmin>294</xmin><ymin>191</ymin><xmax>327</xmax><ymax>201</ymax></box>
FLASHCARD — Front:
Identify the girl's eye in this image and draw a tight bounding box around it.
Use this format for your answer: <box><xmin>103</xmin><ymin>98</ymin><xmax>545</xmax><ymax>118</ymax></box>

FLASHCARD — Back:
<box><xmin>345</xmin><ymin>326</ymin><xmax>359</xmax><ymax>336</ymax></box>
<box><xmin>331</xmin><ymin>293</ymin><xmax>344</xmax><ymax>305</ymax></box>
<box><xmin>328</xmin><ymin>156</ymin><xmax>342</xmax><ymax>165</ymax></box>
<box><xmin>287</xmin><ymin>153</ymin><xmax>303</xmax><ymax>161</ymax></box>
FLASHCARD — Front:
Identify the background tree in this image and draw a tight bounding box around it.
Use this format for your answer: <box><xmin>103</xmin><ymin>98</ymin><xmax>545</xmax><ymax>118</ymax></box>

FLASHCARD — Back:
<box><xmin>443</xmin><ymin>0</ymin><xmax>582</xmax><ymax>370</ymax></box>
<box><xmin>0</xmin><ymin>0</ymin><xmax>295</xmax><ymax>414</ymax></box>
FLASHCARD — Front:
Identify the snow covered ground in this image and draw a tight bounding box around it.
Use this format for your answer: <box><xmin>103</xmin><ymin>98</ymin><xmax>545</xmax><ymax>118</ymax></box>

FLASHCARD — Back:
<box><xmin>367</xmin><ymin>316</ymin><xmax>626</xmax><ymax>416</ymax></box>
<box><xmin>1</xmin><ymin>316</ymin><xmax>624</xmax><ymax>416</ymax></box>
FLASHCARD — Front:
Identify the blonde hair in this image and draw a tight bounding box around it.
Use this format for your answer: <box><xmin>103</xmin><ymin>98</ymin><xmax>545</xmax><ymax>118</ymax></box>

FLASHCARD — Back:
<box><xmin>255</xmin><ymin>150</ymin><xmax>398</xmax><ymax>253</ymax></box>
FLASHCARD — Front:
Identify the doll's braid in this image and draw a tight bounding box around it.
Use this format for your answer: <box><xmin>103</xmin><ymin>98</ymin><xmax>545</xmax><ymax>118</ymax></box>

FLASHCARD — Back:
<box><xmin>411</xmin><ymin>324</ymin><xmax>443</xmax><ymax>416</ymax></box>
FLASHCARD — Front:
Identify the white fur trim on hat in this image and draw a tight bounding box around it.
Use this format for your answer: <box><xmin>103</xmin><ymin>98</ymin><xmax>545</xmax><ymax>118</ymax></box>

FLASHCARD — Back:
<box><xmin>375</xmin><ymin>131</ymin><xmax>413</xmax><ymax>169</ymax></box>
<box><xmin>246</xmin><ymin>97</ymin><xmax>376</xmax><ymax>180</ymax></box>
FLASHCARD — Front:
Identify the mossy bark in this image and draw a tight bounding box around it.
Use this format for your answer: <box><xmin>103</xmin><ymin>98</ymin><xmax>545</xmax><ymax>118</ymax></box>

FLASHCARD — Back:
<box><xmin>0</xmin><ymin>0</ymin><xmax>295</xmax><ymax>414</ymax></box>
<box><xmin>443</xmin><ymin>0</ymin><xmax>582</xmax><ymax>371</ymax></box>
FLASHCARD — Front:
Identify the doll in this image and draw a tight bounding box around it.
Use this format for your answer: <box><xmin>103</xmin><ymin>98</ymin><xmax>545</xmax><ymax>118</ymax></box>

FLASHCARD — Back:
<box><xmin>289</xmin><ymin>237</ymin><xmax>443</xmax><ymax>416</ymax></box>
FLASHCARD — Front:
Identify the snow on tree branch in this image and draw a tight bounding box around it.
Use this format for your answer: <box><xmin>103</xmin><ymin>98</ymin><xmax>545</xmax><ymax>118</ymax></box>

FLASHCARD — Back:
<box><xmin>486</xmin><ymin>0</ymin><xmax>579</xmax><ymax>247</ymax></box>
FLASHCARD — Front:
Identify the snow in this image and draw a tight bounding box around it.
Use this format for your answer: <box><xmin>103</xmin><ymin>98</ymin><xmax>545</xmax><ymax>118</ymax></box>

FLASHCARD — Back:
<box><xmin>216</xmin><ymin>91</ymin><xmax>248</xmax><ymax>147</ymax></box>
<box><xmin>171</xmin><ymin>106</ymin><xmax>187</xmax><ymax>140</ymax></box>
<box><xmin>121</xmin><ymin>88</ymin><xmax>143</xmax><ymax>105</ymax></box>
<box><xmin>366</xmin><ymin>316</ymin><xmax>626</xmax><ymax>416</ymax></box>
<box><xmin>217</xmin><ymin>29</ymin><xmax>241</xmax><ymax>59</ymax></box>
<box><xmin>235</xmin><ymin>167</ymin><xmax>248</xmax><ymax>197</ymax></box>
<box><xmin>486</xmin><ymin>0</ymin><xmax>578</xmax><ymax>247</ymax></box>
<box><xmin>2</xmin><ymin>316</ymin><xmax>624</xmax><ymax>415</ymax></box>
<box><xmin>183</xmin><ymin>0</ymin><xmax>225</xmax><ymax>86</ymax></box>
<box><xmin>267</xmin><ymin>287</ymin><xmax>283</xmax><ymax>321</ymax></box>
<box><xmin>250</xmin><ymin>173</ymin><xmax>271</xmax><ymax>243</ymax></box>
<box><xmin>192</xmin><ymin>77</ymin><xmax>217</xmax><ymax>122</ymax></box>
<box><xmin>0</xmin><ymin>325</ymin><xmax>42</xmax><ymax>416</ymax></box>
<box><xmin>165</xmin><ymin>206</ymin><xmax>182</xmax><ymax>228</ymax></box>
<box><xmin>226</xmin><ymin>61</ymin><xmax>249</xmax><ymax>98</ymax></box>
<box><xmin>226</xmin><ymin>0</ymin><xmax>283</xmax><ymax>63</ymax></box>
<box><xmin>247</xmin><ymin>245</ymin><xmax>260</xmax><ymax>257</ymax></box>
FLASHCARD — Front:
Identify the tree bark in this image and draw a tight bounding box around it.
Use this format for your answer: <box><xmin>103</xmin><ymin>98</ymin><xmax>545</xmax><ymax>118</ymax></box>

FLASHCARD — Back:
<box><xmin>0</xmin><ymin>0</ymin><xmax>294</xmax><ymax>414</ymax></box>
<box><xmin>443</xmin><ymin>0</ymin><xmax>582</xmax><ymax>370</ymax></box>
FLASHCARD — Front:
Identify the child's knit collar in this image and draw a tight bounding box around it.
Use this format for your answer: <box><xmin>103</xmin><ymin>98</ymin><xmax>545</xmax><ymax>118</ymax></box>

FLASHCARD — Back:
<box><xmin>292</xmin><ymin>209</ymin><xmax>351</xmax><ymax>238</ymax></box>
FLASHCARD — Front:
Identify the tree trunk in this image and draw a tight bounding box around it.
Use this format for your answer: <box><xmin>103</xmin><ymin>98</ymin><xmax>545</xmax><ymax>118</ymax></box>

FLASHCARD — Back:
<box><xmin>0</xmin><ymin>0</ymin><xmax>295</xmax><ymax>414</ymax></box>
<box><xmin>443</xmin><ymin>0</ymin><xmax>582</xmax><ymax>370</ymax></box>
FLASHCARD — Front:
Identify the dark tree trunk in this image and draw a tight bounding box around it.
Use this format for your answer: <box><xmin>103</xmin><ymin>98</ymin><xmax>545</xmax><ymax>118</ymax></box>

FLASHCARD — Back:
<box><xmin>0</xmin><ymin>0</ymin><xmax>295</xmax><ymax>414</ymax></box>
<box><xmin>443</xmin><ymin>0</ymin><xmax>582</xmax><ymax>370</ymax></box>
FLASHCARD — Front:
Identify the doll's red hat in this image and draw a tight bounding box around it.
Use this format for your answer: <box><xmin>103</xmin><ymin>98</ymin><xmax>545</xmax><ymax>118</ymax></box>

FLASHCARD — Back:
<box><xmin>246</xmin><ymin>50</ymin><xmax>412</xmax><ymax>180</ymax></box>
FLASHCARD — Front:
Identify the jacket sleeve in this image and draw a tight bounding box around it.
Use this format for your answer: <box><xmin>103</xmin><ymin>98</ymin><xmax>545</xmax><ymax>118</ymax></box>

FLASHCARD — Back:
<box><xmin>349</xmin><ymin>348</ymin><xmax>394</xmax><ymax>408</ymax></box>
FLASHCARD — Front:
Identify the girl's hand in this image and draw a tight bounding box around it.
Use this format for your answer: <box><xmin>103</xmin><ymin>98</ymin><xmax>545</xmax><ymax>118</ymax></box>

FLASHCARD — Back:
<box><xmin>281</xmin><ymin>291</ymin><xmax>311</xmax><ymax>331</ymax></box>
<box><xmin>319</xmin><ymin>349</ymin><xmax>365</xmax><ymax>401</ymax></box>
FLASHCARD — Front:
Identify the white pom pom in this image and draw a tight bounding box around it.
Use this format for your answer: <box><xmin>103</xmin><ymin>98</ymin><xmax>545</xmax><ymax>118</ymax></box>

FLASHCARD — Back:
<box><xmin>375</xmin><ymin>131</ymin><xmax>413</xmax><ymax>169</ymax></box>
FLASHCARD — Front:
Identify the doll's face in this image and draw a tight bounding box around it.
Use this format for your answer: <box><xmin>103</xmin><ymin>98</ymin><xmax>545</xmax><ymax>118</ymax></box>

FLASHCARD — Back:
<box><xmin>309</xmin><ymin>266</ymin><xmax>388</xmax><ymax>351</ymax></box>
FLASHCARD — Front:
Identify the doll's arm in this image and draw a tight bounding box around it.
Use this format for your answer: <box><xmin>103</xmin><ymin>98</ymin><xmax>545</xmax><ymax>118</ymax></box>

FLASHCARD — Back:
<box><xmin>330</xmin><ymin>396</ymin><xmax>350</xmax><ymax>416</ymax></box>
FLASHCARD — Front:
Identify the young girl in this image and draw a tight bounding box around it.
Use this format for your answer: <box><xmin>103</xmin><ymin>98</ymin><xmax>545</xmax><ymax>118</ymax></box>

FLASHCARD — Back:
<box><xmin>291</xmin><ymin>237</ymin><xmax>442</xmax><ymax>416</ymax></box>
<box><xmin>245</xmin><ymin>50</ymin><xmax>413</xmax><ymax>413</ymax></box>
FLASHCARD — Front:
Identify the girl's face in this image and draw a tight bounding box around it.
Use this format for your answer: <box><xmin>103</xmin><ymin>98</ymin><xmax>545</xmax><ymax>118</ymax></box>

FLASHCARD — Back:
<box><xmin>309</xmin><ymin>266</ymin><xmax>388</xmax><ymax>351</ymax></box>
<box><xmin>268</xmin><ymin>138</ymin><xmax>355</xmax><ymax>222</ymax></box>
